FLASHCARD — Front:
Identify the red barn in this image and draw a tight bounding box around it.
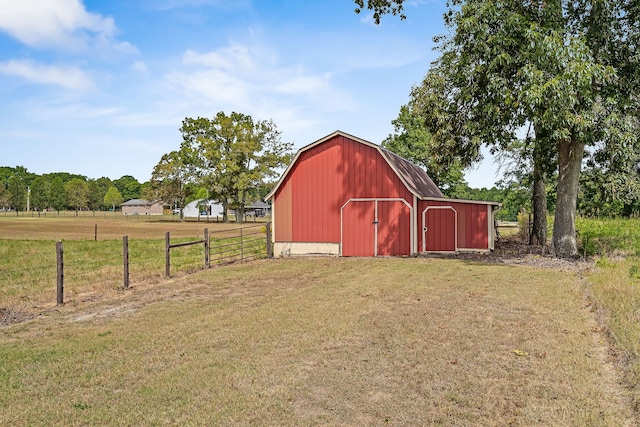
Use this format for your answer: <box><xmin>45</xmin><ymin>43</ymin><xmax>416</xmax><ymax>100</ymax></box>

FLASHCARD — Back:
<box><xmin>266</xmin><ymin>131</ymin><xmax>500</xmax><ymax>257</ymax></box>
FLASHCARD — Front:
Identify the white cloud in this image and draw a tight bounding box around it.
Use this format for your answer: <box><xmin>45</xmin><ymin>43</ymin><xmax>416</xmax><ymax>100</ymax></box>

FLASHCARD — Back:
<box><xmin>183</xmin><ymin>46</ymin><xmax>256</xmax><ymax>72</ymax></box>
<box><xmin>0</xmin><ymin>59</ymin><xmax>94</xmax><ymax>90</ymax></box>
<box><xmin>0</xmin><ymin>0</ymin><xmax>133</xmax><ymax>53</ymax></box>
<box><xmin>166</xmin><ymin>43</ymin><xmax>353</xmax><ymax>115</ymax></box>
<box><xmin>132</xmin><ymin>60</ymin><xmax>149</xmax><ymax>74</ymax></box>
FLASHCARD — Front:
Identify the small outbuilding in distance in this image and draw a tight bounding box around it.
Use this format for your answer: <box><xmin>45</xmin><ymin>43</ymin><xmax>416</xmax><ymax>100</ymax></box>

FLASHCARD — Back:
<box><xmin>265</xmin><ymin>130</ymin><xmax>500</xmax><ymax>257</ymax></box>
<box><xmin>121</xmin><ymin>199</ymin><xmax>164</xmax><ymax>215</ymax></box>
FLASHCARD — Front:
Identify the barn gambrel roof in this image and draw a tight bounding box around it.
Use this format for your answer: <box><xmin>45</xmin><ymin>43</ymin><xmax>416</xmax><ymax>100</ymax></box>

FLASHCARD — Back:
<box><xmin>265</xmin><ymin>130</ymin><xmax>444</xmax><ymax>201</ymax></box>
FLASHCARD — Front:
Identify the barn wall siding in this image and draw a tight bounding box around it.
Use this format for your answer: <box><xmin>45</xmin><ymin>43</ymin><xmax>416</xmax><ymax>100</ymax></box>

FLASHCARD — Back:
<box><xmin>274</xmin><ymin>135</ymin><xmax>413</xmax><ymax>246</ymax></box>
<box><xmin>418</xmin><ymin>200</ymin><xmax>489</xmax><ymax>251</ymax></box>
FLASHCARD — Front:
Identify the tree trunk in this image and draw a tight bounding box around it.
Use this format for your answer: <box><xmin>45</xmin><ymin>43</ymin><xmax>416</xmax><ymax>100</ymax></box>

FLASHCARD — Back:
<box><xmin>236</xmin><ymin>189</ymin><xmax>247</xmax><ymax>224</ymax></box>
<box><xmin>222</xmin><ymin>201</ymin><xmax>228</xmax><ymax>223</ymax></box>
<box><xmin>552</xmin><ymin>137</ymin><xmax>585</xmax><ymax>258</ymax></box>
<box><xmin>530</xmin><ymin>142</ymin><xmax>547</xmax><ymax>246</ymax></box>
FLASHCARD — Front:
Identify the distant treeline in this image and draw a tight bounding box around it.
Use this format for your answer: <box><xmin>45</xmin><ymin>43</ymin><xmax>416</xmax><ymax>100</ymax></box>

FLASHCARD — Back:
<box><xmin>0</xmin><ymin>166</ymin><xmax>269</xmax><ymax>215</ymax></box>
<box><xmin>2</xmin><ymin>165</ymin><xmax>634</xmax><ymax>221</ymax></box>
<box><xmin>0</xmin><ymin>166</ymin><xmax>148</xmax><ymax>213</ymax></box>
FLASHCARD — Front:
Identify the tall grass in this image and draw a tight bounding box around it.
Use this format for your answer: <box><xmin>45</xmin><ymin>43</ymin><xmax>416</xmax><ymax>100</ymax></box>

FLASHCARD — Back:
<box><xmin>588</xmin><ymin>256</ymin><xmax>640</xmax><ymax>410</ymax></box>
<box><xmin>576</xmin><ymin>217</ymin><xmax>640</xmax><ymax>412</ymax></box>
<box><xmin>576</xmin><ymin>217</ymin><xmax>640</xmax><ymax>257</ymax></box>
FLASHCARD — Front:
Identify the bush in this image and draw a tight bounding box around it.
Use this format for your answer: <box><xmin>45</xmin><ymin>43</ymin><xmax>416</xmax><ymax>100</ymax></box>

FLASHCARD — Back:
<box><xmin>576</xmin><ymin>218</ymin><xmax>640</xmax><ymax>257</ymax></box>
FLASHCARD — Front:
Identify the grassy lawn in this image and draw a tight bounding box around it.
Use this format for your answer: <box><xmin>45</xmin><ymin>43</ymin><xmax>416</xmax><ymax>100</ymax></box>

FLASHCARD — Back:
<box><xmin>0</xmin><ymin>257</ymin><xmax>633</xmax><ymax>426</ymax></box>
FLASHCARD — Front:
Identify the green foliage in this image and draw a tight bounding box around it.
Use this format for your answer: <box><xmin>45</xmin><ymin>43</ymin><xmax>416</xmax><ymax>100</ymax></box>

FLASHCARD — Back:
<box><xmin>113</xmin><ymin>175</ymin><xmax>142</xmax><ymax>201</ymax></box>
<box><xmin>179</xmin><ymin>111</ymin><xmax>293</xmax><ymax>222</ymax></box>
<box><xmin>353</xmin><ymin>0</ymin><xmax>406</xmax><ymax>24</ymax></box>
<box><xmin>64</xmin><ymin>178</ymin><xmax>89</xmax><ymax>215</ymax></box>
<box><xmin>42</xmin><ymin>172</ymin><xmax>86</xmax><ymax>184</ymax></box>
<box><xmin>49</xmin><ymin>178</ymin><xmax>66</xmax><ymax>212</ymax></box>
<box><xmin>372</xmin><ymin>0</ymin><xmax>640</xmax><ymax>257</ymax></box>
<box><xmin>0</xmin><ymin>167</ymin><xmax>145</xmax><ymax>213</ymax></box>
<box><xmin>103</xmin><ymin>186</ymin><xmax>123</xmax><ymax>211</ymax></box>
<box><xmin>579</xmin><ymin>130</ymin><xmax>640</xmax><ymax>218</ymax></box>
<box><xmin>576</xmin><ymin>218</ymin><xmax>640</xmax><ymax>257</ymax></box>
<box><xmin>89</xmin><ymin>177</ymin><xmax>114</xmax><ymax>211</ymax></box>
<box><xmin>0</xmin><ymin>166</ymin><xmax>35</xmax><ymax>211</ymax></box>
<box><xmin>29</xmin><ymin>176</ymin><xmax>51</xmax><ymax>211</ymax></box>
<box><xmin>0</xmin><ymin>184</ymin><xmax>9</xmax><ymax>210</ymax></box>
<box><xmin>382</xmin><ymin>105</ymin><xmax>468</xmax><ymax>196</ymax></box>
<box><xmin>148</xmin><ymin>151</ymin><xmax>193</xmax><ymax>216</ymax></box>
<box><xmin>7</xmin><ymin>176</ymin><xmax>27</xmax><ymax>211</ymax></box>
<box><xmin>0</xmin><ymin>166</ymin><xmax>35</xmax><ymax>187</ymax></box>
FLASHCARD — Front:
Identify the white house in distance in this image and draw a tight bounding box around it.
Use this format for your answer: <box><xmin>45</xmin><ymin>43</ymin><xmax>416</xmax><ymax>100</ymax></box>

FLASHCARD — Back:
<box><xmin>183</xmin><ymin>199</ymin><xmax>225</xmax><ymax>218</ymax></box>
<box><xmin>121</xmin><ymin>199</ymin><xmax>164</xmax><ymax>215</ymax></box>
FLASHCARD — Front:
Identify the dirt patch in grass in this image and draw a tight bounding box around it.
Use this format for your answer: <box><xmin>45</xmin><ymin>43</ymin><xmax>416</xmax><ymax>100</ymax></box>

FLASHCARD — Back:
<box><xmin>424</xmin><ymin>235</ymin><xmax>592</xmax><ymax>271</ymax></box>
<box><xmin>0</xmin><ymin>306</ymin><xmax>35</xmax><ymax>326</ymax></box>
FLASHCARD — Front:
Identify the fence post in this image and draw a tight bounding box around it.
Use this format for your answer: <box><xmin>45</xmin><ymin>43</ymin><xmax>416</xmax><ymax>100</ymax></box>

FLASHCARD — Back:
<box><xmin>204</xmin><ymin>228</ymin><xmax>210</xmax><ymax>268</ymax></box>
<box><xmin>56</xmin><ymin>241</ymin><xmax>64</xmax><ymax>305</ymax></box>
<box><xmin>266</xmin><ymin>222</ymin><xmax>273</xmax><ymax>259</ymax></box>
<box><xmin>165</xmin><ymin>231</ymin><xmax>171</xmax><ymax>278</ymax></box>
<box><xmin>240</xmin><ymin>228</ymin><xmax>244</xmax><ymax>260</ymax></box>
<box><xmin>95</xmin><ymin>224</ymin><xmax>98</xmax><ymax>241</ymax></box>
<box><xmin>123</xmin><ymin>236</ymin><xmax>129</xmax><ymax>289</ymax></box>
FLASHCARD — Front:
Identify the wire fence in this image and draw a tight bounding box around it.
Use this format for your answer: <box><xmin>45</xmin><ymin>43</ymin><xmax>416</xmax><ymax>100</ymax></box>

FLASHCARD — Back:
<box><xmin>0</xmin><ymin>224</ymin><xmax>271</xmax><ymax>313</ymax></box>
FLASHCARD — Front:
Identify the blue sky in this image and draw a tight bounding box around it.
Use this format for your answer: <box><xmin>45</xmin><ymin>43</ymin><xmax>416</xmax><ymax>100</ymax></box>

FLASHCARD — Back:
<box><xmin>0</xmin><ymin>0</ymin><xmax>500</xmax><ymax>188</ymax></box>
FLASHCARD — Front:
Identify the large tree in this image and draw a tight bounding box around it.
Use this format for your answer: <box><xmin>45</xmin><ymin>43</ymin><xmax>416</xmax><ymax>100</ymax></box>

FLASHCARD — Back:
<box><xmin>382</xmin><ymin>105</ymin><xmax>468</xmax><ymax>197</ymax></box>
<box><xmin>103</xmin><ymin>186</ymin><xmax>123</xmax><ymax>212</ymax></box>
<box><xmin>180</xmin><ymin>112</ymin><xmax>293</xmax><ymax>223</ymax></box>
<box><xmin>50</xmin><ymin>178</ymin><xmax>66</xmax><ymax>213</ymax></box>
<box><xmin>88</xmin><ymin>177</ymin><xmax>114</xmax><ymax>211</ymax></box>
<box><xmin>30</xmin><ymin>176</ymin><xmax>52</xmax><ymax>211</ymax></box>
<box><xmin>357</xmin><ymin>0</ymin><xmax>640</xmax><ymax>257</ymax></box>
<box><xmin>65</xmin><ymin>178</ymin><xmax>89</xmax><ymax>216</ymax></box>
<box><xmin>7</xmin><ymin>175</ymin><xmax>27</xmax><ymax>213</ymax></box>
<box><xmin>1</xmin><ymin>166</ymin><xmax>34</xmax><ymax>213</ymax></box>
<box><xmin>147</xmin><ymin>150</ymin><xmax>193</xmax><ymax>220</ymax></box>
